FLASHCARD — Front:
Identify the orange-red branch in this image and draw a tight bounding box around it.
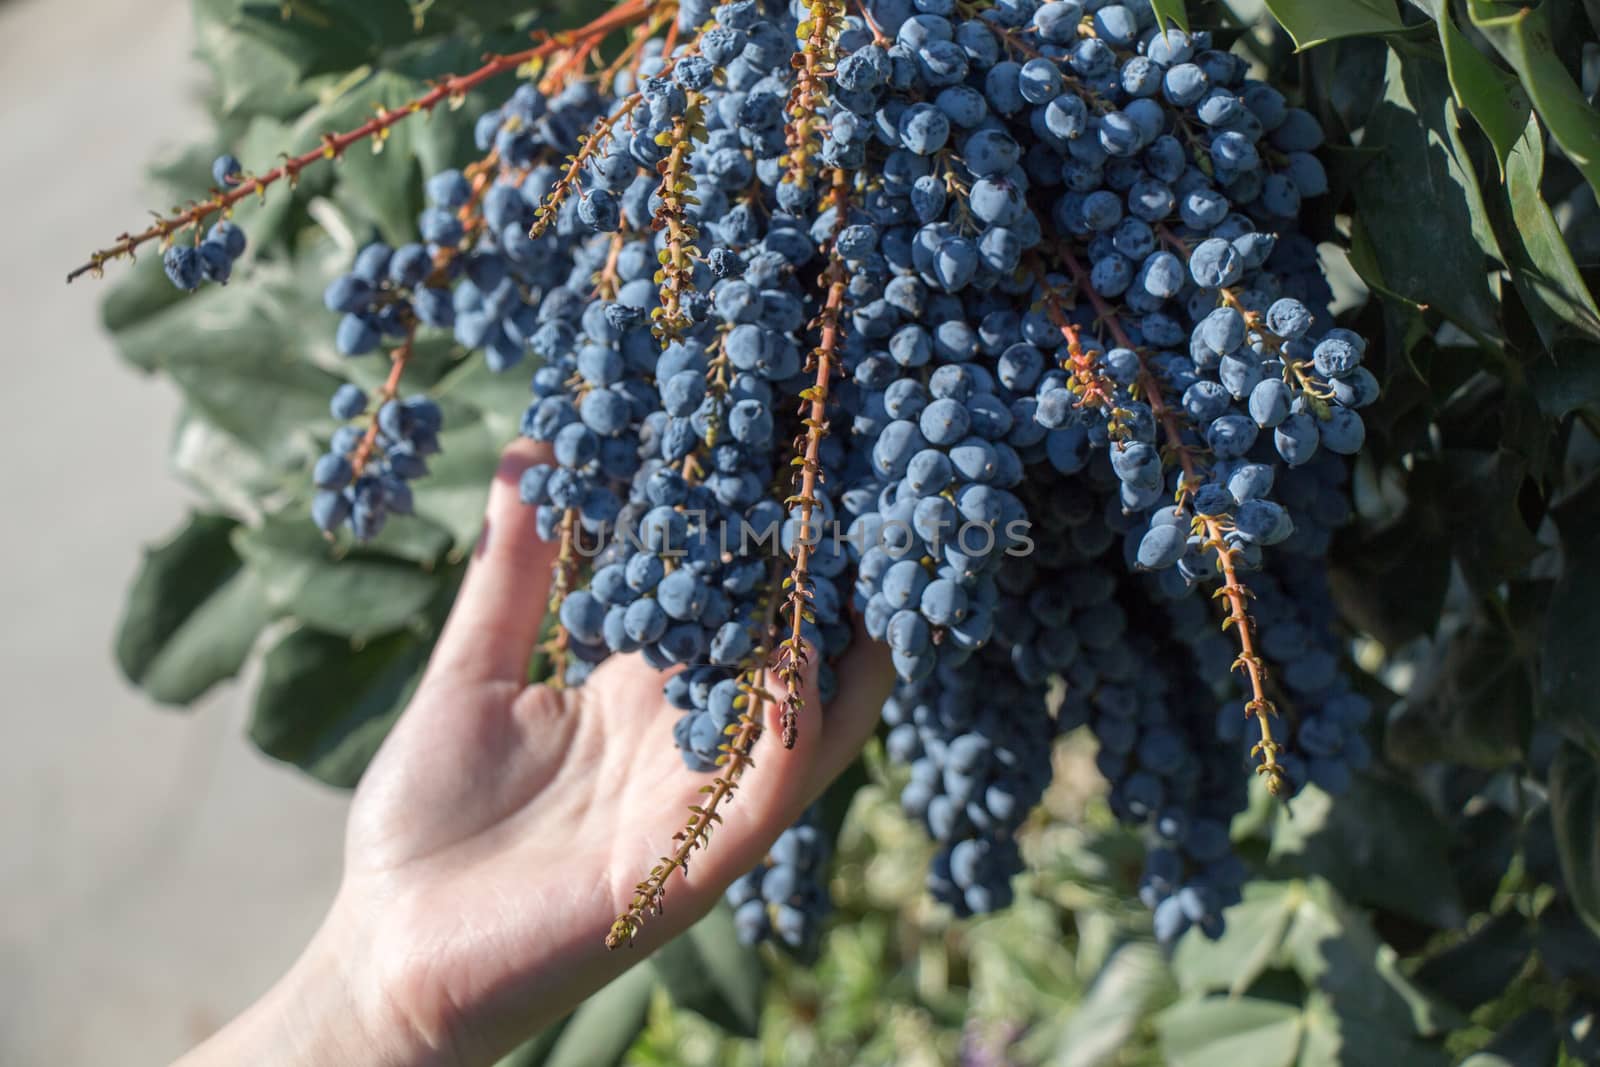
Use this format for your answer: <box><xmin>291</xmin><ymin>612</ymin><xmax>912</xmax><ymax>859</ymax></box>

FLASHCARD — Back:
<box><xmin>67</xmin><ymin>0</ymin><xmax>652</xmax><ymax>283</ymax></box>
<box><xmin>1059</xmin><ymin>248</ymin><xmax>1288</xmax><ymax>795</ymax></box>
<box><xmin>1039</xmin><ymin>282</ymin><xmax>1123</xmax><ymax>428</ymax></box>
<box><xmin>777</xmin><ymin>170</ymin><xmax>848</xmax><ymax>748</ymax></box>
<box><xmin>606</xmin><ymin>564</ymin><xmax>785</xmax><ymax>949</ymax></box>
<box><xmin>349</xmin><ymin>324</ymin><xmax>418</xmax><ymax>478</ymax></box>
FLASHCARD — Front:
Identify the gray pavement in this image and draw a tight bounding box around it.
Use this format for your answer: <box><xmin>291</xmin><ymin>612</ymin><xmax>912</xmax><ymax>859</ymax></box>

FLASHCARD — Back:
<box><xmin>1</xmin><ymin>2</ymin><xmax>350</xmax><ymax>1062</ymax></box>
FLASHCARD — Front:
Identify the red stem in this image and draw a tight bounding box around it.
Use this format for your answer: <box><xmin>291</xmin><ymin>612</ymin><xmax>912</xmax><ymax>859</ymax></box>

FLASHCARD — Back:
<box><xmin>67</xmin><ymin>0</ymin><xmax>652</xmax><ymax>283</ymax></box>
<box><xmin>1059</xmin><ymin>248</ymin><xmax>1288</xmax><ymax>795</ymax></box>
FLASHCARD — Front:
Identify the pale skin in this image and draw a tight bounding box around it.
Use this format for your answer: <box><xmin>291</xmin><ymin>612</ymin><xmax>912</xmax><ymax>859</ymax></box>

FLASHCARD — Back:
<box><xmin>176</xmin><ymin>440</ymin><xmax>893</xmax><ymax>1067</ymax></box>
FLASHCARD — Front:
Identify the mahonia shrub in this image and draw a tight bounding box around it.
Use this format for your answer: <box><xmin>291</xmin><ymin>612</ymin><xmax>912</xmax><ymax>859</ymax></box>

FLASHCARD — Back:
<box><xmin>84</xmin><ymin>0</ymin><xmax>1600</xmax><ymax>1062</ymax></box>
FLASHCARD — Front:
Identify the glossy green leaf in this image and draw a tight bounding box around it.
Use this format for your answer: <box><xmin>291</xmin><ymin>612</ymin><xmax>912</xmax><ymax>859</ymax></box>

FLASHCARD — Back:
<box><xmin>1157</xmin><ymin>995</ymin><xmax>1303</xmax><ymax>1067</ymax></box>
<box><xmin>1148</xmin><ymin>0</ymin><xmax>1189</xmax><ymax>32</ymax></box>
<box><xmin>115</xmin><ymin>513</ymin><xmax>273</xmax><ymax>706</ymax></box>
<box><xmin>1348</xmin><ymin>48</ymin><xmax>1502</xmax><ymax>344</ymax></box>
<box><xmin>1413</xmin><ymin>911</ymin><xmax>1531</xmax><ymax>1012</ymax></box>
<box><xmin>651</xmin><ymin>906</ymin><xmax>766</xmax><ymax>1037</ymax></box>
<box><xmin>1460</xmin><ymin>1010</ymin><xmax>1562</xmax><ymax>1066</ymax></box>
<box><xmin>1271</xmin><ymin>781</ymin><xmax>1464</xmax><ymax>929</ymax></box>
<box><xmin>1175</xmin><ymin>878</ymin><xmax>1453</xmax><ymax>1042</ymax></box>
<box><xmin>411</xmin><ymin>419</ymin><xmax>506</xmax><ymax>549</ymax></box>
<box><xmin>1264</xmin><ymin>0</ymin><xmax>1406</xmax><ymax>50</ymax></box>
<box><xmin>1325</xmin><ymin>36</ymin><xmax>1391</xmax><ymax>132</ymax></box>
<box><xmin>114</xmin><ymin>276</ymin><xmax>340</xmax><ymax>467</ymax></box>
<box><xmin>1410</xmin><ymin>0</ymin><xmax>1532</xmax><ymax>172</ymax></box>
<box><xmin>294</xmin><ymin>72</ymin><xmax>433</xmax><ymax>246</ymax></box>
<box><xmin>1049</xmin><ymin>942</ymin><xmax>1174</xmax><ymax>1067</ymax></box>
<box><xmin>1297</xmin><ymin>991</ymin><xmax>1450</xmax><ymax>1067</ymax></box>
<box><xmin>1437</xmin><ymin>448</ymin><xmax>1541</xmax><ymax>599</ymax></box>
<box><xmin>250</xmin><ymin>624</ymin><xmax>434</xmax><ymax>787</ymax></box>
<box><xmin>1467</xmin><ymin>0</ymin><xmax>1600</xmax><ymax>200</ymax></box>
<box><xmin>1549</xmin><ymin>741</ymin><xmax>1600</xmax><ymax>937</ymax></box>
<box><xmin>234</xmin><ymin>516</ymin><xmax>443</xmax><ymax>639</ymax></box>
<box><xmin>433</xmin><ymin>355</ymin><xmax>535</xmax><ymax>440</ymax></box>
<box><xmin>1388</xmin><ymin>614</ymin><xmax>1535</xmax><ymax>770</ymax></box>
<box><xmin>540</xmin><ymin>962</ymin><xmax>655</xmax><ymax>1067</ymax></box>
<box><xmin>101</xmin><ymin>246</ymin><xmax>188</xmax><ymax>337</ymax></box>
<box><xmin>1542</xmin><ymin>552</ymin><xmax>1600</xmax><ymax>752</ymax></box>
<box><xmin>194</xmin><ymin>0</ymin><xmax>320</xmax><ymax>118</ymax></box>
<box><xmin>1172</xmin><ymin>880</ymin><xmax>1299</xmax><ymax>997</ymax></box>
<box><xmin>1499</xmin><ymin>114</ymin><xmax>1600</xmax><ymax>349</ymax></box>
<box><xmin>1278</xmin><ymin>881</ymin><xmax>1454</xmax><ymax>1039</ymax></box>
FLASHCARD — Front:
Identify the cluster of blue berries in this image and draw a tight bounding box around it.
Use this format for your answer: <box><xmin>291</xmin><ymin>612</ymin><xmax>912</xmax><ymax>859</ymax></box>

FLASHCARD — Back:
<box><xmin>726</xmin><ymin>807</ymin><xmax>832</xmax><ymax>957</ymax></box>
<box><xmin>161</xmin><ymin>156</ymin><xmax>248</xmax><ymax>291</ymax></box>
<box><xmin>311</xmin><ymin>386</ymin><xmax>442</xmax><ymax>539</ymax></box>
<box><xmin>283</xmin><ymin>0</ymin><xmax>1380</xmax><ymax>950</ymax></box>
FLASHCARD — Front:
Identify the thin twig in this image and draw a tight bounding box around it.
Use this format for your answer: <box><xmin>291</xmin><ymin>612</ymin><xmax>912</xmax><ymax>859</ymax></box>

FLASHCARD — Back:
<box><xmin>67</xmin><ymin>0</ymin><xmax>653</xmax><ymax>282</ymax></box>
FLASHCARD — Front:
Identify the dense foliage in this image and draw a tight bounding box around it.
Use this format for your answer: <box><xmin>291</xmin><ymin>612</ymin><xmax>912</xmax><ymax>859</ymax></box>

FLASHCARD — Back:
<box><xmin>92</xmin><ymin>0</ymin><xmax>1600</xmax><ymax>1063</ymax></box>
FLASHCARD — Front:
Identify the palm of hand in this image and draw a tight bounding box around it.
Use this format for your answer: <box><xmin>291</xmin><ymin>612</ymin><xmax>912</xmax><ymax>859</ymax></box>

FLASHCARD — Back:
<box><xmin>327</xmin><ymin>442</ymin><xmax>890</xmax><ymax>1065</ymax></box>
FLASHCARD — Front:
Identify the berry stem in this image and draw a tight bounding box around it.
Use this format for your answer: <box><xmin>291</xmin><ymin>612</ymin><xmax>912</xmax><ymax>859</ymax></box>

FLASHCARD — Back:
<box><xmin>541</xmin><ymin>507</ymin><xmax>583</xmax><ymax>686</ymax></box>
<box><xmin>1154</xmin><ymin>224</ymin><xmax>1330</xmax><ymax>405</ymax></box>
<box><xmin>530</xmin><ymin>95</ymin><xmax>647</xmax><ymax>240</ymax></box>
<box><xmin>777</xmin><ymin>168</ymin><xmax>849</xmax><ymax>749</ymax></box>
<box><xmin>652</xmin><ymin>95</ymin><xmax>705</xmax><ymax>344</ymax></box>
<box><xmin>67</xmin><ymin>0</ymin><xmax>653</xmax><ymax>283</ymax></box>
<box><xmin>349</xmin><ymin>323</ymin><xmax>419</xmax><ymax>478</ymax></box>
<box><xmin>606</xmin><ymin>565</ymin><xmax>786</xmax><ymax>949</ymax></box>
<box><xmin>783</xmin><ymin>0</ymin><xmax>845</xmax><ymax>197</ymax></box>
<box><xmin>1060</xmin><ymin>248</ymin><xmax>1288</xmax><ymax>796</ymax></box>
<box><xmin>1036</xmin><ymin>275</ymin><xmax>1124</xmax><ymax>427</ymax></box>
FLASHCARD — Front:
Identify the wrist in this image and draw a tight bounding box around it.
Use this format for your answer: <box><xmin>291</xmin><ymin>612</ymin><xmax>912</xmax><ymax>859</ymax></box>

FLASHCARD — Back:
<box><xmin>175</xmin><ymin>898</ymin><xmax>447</xmax><ymax>1067</ymax></box>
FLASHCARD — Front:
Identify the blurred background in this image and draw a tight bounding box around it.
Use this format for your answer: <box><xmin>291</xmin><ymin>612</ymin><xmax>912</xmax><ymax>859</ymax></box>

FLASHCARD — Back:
<box><xmin>1</xmin><ymin>1</ymin><xmax>349</xmax><ymax>1062</ymax></box>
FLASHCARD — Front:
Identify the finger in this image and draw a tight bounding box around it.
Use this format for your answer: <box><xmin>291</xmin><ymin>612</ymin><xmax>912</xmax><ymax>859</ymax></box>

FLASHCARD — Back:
<box><xmin>804</xmin><ymin>632</ymin><xmax>894</xmax><ymax>798</ymax></box>
<box><xmin>426</xmin><ymin>439</ymin><xmax>559</xmax><ymax>686</ymax></box>
<box><xmin>741</xmin><ymin>638</ymin><xmax>860</xmax><ymax>824</ymax></box>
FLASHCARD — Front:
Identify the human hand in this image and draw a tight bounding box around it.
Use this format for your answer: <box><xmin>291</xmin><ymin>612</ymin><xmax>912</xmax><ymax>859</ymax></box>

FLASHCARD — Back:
<box><xmin>176</xmin><ymin>440</ymin><xmax>893</xmax><ymax>1067</ymax></box>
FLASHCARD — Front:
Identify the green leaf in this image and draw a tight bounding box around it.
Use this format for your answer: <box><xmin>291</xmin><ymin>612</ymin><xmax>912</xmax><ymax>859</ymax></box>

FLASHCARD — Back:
<box><xmin>433</xmin><ymin>355</ymin><xmax>535</xmax><ymax>440</ymax></box>
<box><xmin>1297</xmin><ymin>990</ymin><xmax>1449</xmax><ymax>1067</ymax></box>
<box><xmin>1549</xmin><ymin>741</ymin><xmax>1600</xmax><ymax>937</ymax></box>
<box><xmin>216</xmin><ymin>115</ymin><xmax>303</xmax><ymax>249</ymax></box>
<box><xmin>1172</xmin><ymin>880</ymin><xmax>1299</xmax><ymax>997</ymax></box>
<box><xmin>101</xmin><ymin>247</ymin><xmax>188</xmax><ymax>337</ymax></box>
<box><xmin>296</xmin><ymin>71</ymin><xmax>431</xmax><ymax>245</ymax></box>
<box><xmin>1263</xmin><ymin>0</ymin><xmax>1407</xmax><ymax>50</ymax></box>
<box><xmin>1461</xmin><ymin>1010</ymin><xmax>1562</xmax><ymax>1066</ymax></box>
<box><xmin>1270</xmin><ymin>781</ymin><xmax>1465</xmax><ymax>929</ymax></box>
<box><xmin>1348</xmin><ymin>48</ymin><xmax>1503</xmax><ymax>344</ymax></box>
<box><xmin>1175</xmin><ymin>879</ymin><xmax>1454</xmax><ymax>1041</ymax></box>
<box><xmin>1148</xmin><ymin>0</ymin><xmax>1189</xmax><ymax>32</ymax></box>
<box><xmin>540</xmin><ymin>962</ymin><xmax>654</xmax><ymax>1067</ymax></box>
<box><xmin>1409</xmin><ymin>0</ymin><xmax>1532</xmax><ymax>173</ymax></box>
<box><xmin>194</xmin><ymin>0</ymin><xmax>320</xmax><ymax>118</ymax></box>
<box><xmin>234</xmin><ymin>516</ymin><xmax>443</xmax><ymax>639</ymax></box>
<box><xmin>1542</xmin><ymin>552</ymin><xmax>1600</xmax><ymax>751</ymax></box>
<box><xmin>651</xmin><ymin>906</ymin><xmax>766</xmax><ymax>1037</ymax></box>
<box><xmin>1050</xmin><ymin>942</ymin><xmax>1174</xmax><ymax>1067</ymax></box>
<box><xmin>1413</xmin><ymin>911</ymin><xmax>1532</xmax><ymax>1012</ymax></box>
<box><xmin>1278</xmin><ymin>881</ymin><xmax>1454</xmax><ymax>1039</ymax></box>
<box><xmin>1157</xmin><ymin>996</ymin><xmax>1303</xmax><ymax>1067</ymax></box>
<box><xmin>1499</xmin><ymin>114</ymin><xmax>1600</xmax><ymax>350</ymax></box>
<box><xmin>250</xmin><ymin>622</ymin><xmax>436</xmax><ymax>787</ymax></box>
<box><xmin>1324</xmin><ymin>37</ymin><xmax>1392</xmax><ymax>132</ymax></box>
<box><xmin>1327</xmin><ymin>507</ymin><xmax>1451</xmax><ymax>647</ymax></box>
<box><xmin>1467</xmin><ymin>0</ymin><xmax>1600</xmax><ymax>201</ymax></box>
<box><xmin>1388</xmin><ymin>615</ymin><xmax>1535</xmax><ymax>769</ymax></box>
<box><xmin>1437</xmin><ymin>448</ymin><xmax>1541</xmax><ymax>599</ymax></box>
<box><xmin>114</xmin><ymin>277</ymin><xmax>340</xmax><ymax>467</ymax></box>
<box><xmin>411</xmin><ymin>419</ymin><xmax>506</xmax><ymax>548</ymax></box>
<box><xmin>115</xmin><ymin>513</ymin><xmax>273</xmax><ymax>706</ymax></box>
<box><xmin>1533</xmin><ymin>903</ymin><xmax>1600</xmax><ymax>982</ymax></box>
